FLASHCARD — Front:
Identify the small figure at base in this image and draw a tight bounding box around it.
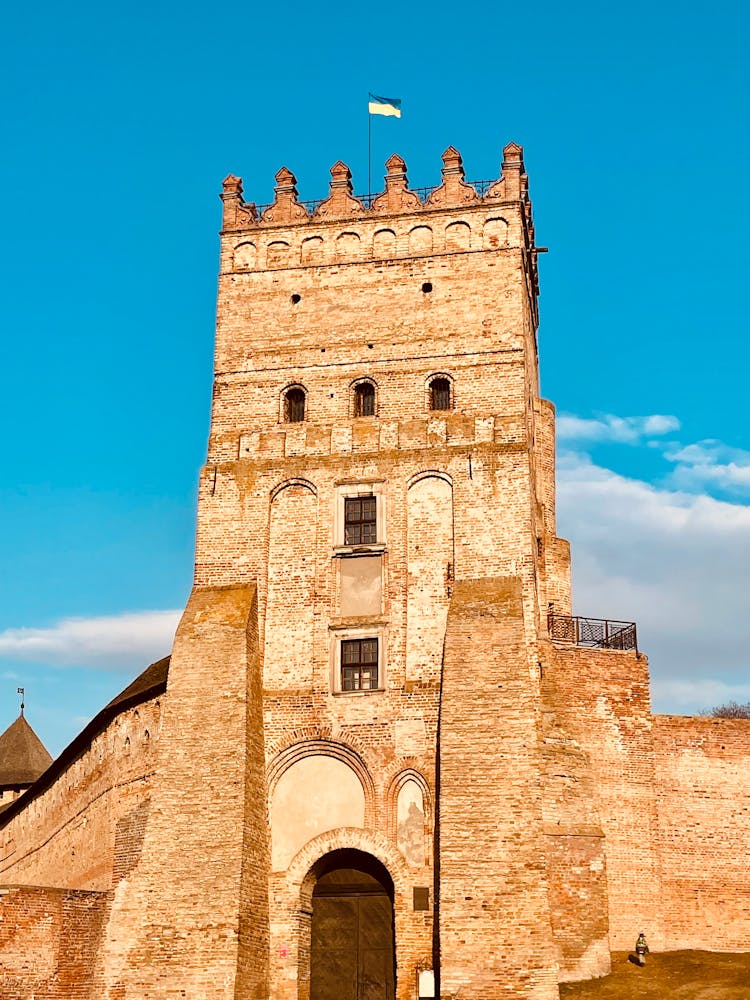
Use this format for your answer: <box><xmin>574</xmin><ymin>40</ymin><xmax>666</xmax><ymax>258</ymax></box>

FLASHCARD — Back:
<box><xmin>635</xmin><ymin>932</ymin><xmax>649</xmax><ymax>966</ymax></box>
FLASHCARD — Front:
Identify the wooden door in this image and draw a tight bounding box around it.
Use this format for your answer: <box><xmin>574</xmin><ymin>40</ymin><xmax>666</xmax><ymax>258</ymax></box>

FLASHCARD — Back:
<box><xmin>311</xmin><ymin>868</ymin><xmax>395</xmax><ymax>1000</ymax></box>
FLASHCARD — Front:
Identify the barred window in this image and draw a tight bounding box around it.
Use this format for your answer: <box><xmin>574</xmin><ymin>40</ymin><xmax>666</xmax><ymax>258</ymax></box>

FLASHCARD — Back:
<box><xmin>284</xmin><ymin>386</ymin><xmax>306</xmax><ymax>422</ymax></box>
<box><xmin>429</xmin><ymin>376</ymin><xmax>451</xmax><ymax>411</ymax></box>
<box><xmin>344</xmin><ymin>496</ymin><xmax>377</xmax><ymax>545</ymax></box>
<box><xmin>341</xmin><ymin>638</ymin><xmax>379</xmax><ymax>691</ymax></box>
<box><xmin>354</xmin><ymin>381</ymin><xmax>376</xmax><ymax>417</ymax></box>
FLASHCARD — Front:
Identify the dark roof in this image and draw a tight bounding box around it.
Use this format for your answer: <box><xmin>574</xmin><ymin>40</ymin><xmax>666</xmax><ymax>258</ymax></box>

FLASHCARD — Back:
<box><xmin>0</xmin><ymin>714</ymin><xmax>53</xmax><ymax>788</ymax></box>
<box><xmin>104</xmin><ymin>655</ymin><xmax>170</xmax><ymax>713</ymax></box>
<box><xmin>0</xmin><ymin>655</ymin><xmax>170</xmax><ymax>827</ymax></box>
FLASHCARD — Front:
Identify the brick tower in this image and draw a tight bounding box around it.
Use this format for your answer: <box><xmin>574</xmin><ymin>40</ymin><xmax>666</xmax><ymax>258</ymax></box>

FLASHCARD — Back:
<box><xmin>99</xmin><ymin>144</ymin><xmax>651</xmax><ymax>999</ymax></box>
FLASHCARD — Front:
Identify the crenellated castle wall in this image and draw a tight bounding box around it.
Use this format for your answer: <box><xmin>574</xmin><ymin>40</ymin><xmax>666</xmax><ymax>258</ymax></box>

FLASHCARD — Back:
<box><xmin>0</xmin><ymin>697</ymin><xmax>162</xmax><ymax>892</ymax></box>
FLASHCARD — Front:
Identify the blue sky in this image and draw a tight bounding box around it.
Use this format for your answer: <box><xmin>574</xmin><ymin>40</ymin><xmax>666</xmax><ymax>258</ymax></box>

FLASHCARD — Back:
<box><xmin>1</xmin><ymin>0</ymin><xmax>749</xmax><ymax>754</ymax></box>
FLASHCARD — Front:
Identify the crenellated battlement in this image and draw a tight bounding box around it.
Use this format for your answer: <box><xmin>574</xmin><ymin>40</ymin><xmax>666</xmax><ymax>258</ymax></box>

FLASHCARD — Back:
<box><xmin>220</xmin><ymin>143</ymin><xmax>541</xmax><ymax>299</ymax></box>
<box><xmin>221</xmin><ymin>142</ymin><xmax>533</xmax><ymax>232</ymax></box>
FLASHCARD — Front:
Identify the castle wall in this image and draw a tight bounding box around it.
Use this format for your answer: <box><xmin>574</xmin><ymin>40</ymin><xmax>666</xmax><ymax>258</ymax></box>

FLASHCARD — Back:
<box><xmin>0</xmin><ymin>700</ymin><xmax>160</xmax><ymax>891</ymax></box>
<box><xmin>438</xmin><ymin>578</ymin><xmax>559</xmax><ymax>1000</ymax></box>
<box><xmin>0</xmin><ymin>885</ymin><xmax>111</xmax><ymax>999</ymax></box>
<box><xmin>653</xmin><ymin>715</ymin><xmax>750</xmax><ymax>950</ymax></box>
<box><xmin>541</xmin><ymin>715</ymin><xmax>610</xmax><ymax>981</ymax></box>
<box><xmin>542</xmin><ymin>643</ymin><xmax>663</xmax><ymax>951</ymax></box>
<box><xmin>95</xmin><ymin>585</ymin><xmax>268</xmax><ymax>1000</ymax></box>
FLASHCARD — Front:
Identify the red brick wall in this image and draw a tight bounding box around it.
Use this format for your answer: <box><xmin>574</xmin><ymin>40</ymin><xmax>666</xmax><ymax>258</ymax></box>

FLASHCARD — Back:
<box><xmin>0</xmin><ymin>700</ymin><xmax>160</xmax><ymax>891</ymax></box>
<box><xmin>543</xmin><ymin>643</ymin><xmax>663</xmax><ymax>950</ymax></box>
<box><xmin>653</xmin><ymin>715</ymin><xmax>750</xmax><ymax>950</ymax></box>
<box><xmin>0</xmin><ymin>885</ymin><xmax>110</xmax><ymax>999</ymax></box>
<box><xmin>438</xmin><ymin>578</ymin><xmax>558</xmax><ymax>999</ymax></box>
<box><xmin>97</xmin><ymin>584</ymin><xmax>270</xmax><ymax>998</ymax></box>
<box><xmin>541</xmin><ymin>714</ymin><xmax>610</xmax><ymax>980</ymax></box>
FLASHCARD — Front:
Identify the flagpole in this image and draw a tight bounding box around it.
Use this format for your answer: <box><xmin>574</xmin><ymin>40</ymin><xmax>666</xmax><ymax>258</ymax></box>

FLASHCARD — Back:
<box><xmin>367</xmin><ymin>96</ymin><xmax>372</xmax><ymax>205</ymax></box>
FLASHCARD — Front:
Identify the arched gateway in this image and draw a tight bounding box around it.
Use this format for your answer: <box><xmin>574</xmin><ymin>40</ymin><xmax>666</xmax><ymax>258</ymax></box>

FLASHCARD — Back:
<box><xmin>310</xmin><ymin>849</ymin><xmax>396</xmax><ymax>1000</ymax></box>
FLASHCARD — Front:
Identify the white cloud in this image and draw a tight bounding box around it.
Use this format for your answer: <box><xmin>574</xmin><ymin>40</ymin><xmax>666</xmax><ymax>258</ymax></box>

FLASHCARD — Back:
<box><xmin>663</xmin><ymin>439</ymin><xmax>750</xmax><ymax>494</ymax></box>
<box><xmin>556</xmin><ymin>412</ymin><xmax>680</xmax><ymax>444</ymax></box>
<box><xmin>557</xmin><ymin>450</ymin><xmax>750</xmax><ymax>715</ymax></box>
<box><xmin>0</xmin><ymin>610</ymin><xmax>181</xmax><ymax>672</ymax></box>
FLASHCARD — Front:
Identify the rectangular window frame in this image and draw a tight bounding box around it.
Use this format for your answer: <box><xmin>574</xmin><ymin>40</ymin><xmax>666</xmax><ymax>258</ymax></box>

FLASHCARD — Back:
<box><xmin>340</xmin><ymin>637</ymin><xmax>379</xmax><ymax>691</ymax></box>
<box><xmin>330</xmin><ymin>625</ymin><xmax>386</xmax><ymax>696</ymax></box>
<box><xmin>344</xmin><ymin>495</ymin><xmax>377</xmax><ymax>545</ymax></box>
<box><xmin>333</xmin><ymin>481</ymin><xmax>386</xmax><ymax>555</ymax></box>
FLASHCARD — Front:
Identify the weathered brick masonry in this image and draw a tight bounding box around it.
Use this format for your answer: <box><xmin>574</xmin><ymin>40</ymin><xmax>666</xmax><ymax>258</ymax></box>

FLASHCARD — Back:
<box><xmin>1</xmin><ymin>142</ymin><xmax>748</xmax><ymax>999</ymax></box>
<box><xmin>653</xmin><ymin>716</ymin><xmax>750</xmax><ymax>949</ymax></box>
<box><xmin>0</xmin><ymin>885</ymin><xmax>111</xmax><ymax>999</ymax></box>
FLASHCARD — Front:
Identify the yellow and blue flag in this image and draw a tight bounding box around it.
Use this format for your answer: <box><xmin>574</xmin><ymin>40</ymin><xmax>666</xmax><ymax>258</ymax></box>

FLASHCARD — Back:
<box><xmin>368</xmin><ymin>93</ymin><xmax>402</xmax><ymax>118</ymax></box>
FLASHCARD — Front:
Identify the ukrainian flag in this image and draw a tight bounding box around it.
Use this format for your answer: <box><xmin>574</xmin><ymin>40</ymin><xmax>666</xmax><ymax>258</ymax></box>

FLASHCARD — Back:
<box><xmin>368</xmin><ymin>93</ymin><xmax>402</xmax><ymax>118</ymax></box>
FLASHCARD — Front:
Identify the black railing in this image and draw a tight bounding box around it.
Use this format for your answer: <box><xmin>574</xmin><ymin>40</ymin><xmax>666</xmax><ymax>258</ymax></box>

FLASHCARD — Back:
<box><xmin>547</xmin><ymin>614</ymin><xmax>638</xmax><ymax>652</ymax></box>
<box><xmin>255</xmin><ymin>179</ymin><xmax>499</xmax><ymax>217</ymax></box>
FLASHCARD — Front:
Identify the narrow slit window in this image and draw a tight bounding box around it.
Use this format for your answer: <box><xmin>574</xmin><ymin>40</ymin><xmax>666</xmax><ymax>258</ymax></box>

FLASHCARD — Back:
<box><xmin>341</xmin><ymin>638</ymin><xmax>379</xmax><ymax>691</ymax></box>
<box><xmin>354</xmin><ymin>381</ymin><xmax>376</xmax><ymax>417</ymax></box>
<box><xmin>284</xmin><ymin>386</ymin><xmax>306</xmax><ymax>422</ymax></box>
<box><xmin>429</xmin><ymin>377</ymin><xmax>451</xmax><ymax>411</ymax></box>
<box><xmin>344</xmin><ymin>495</ymin><xmax>377</xmax><ymax>545</ymax></box>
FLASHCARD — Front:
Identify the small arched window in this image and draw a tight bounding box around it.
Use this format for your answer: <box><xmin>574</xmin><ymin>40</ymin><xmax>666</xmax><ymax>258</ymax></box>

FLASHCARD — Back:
<box><xmin>353</xmin><ymin>381</ymin><xmax>376</xmax><ymax>417</ymax></box>
<box><xmin>429</xmin><ymin>376</ymin><xmax>452</xmax><ymax>411</ymax></box>
<box><xmin>284</xmin><ymin>386</ymin><xmax>306</xmax><ymax>423</ymax></box>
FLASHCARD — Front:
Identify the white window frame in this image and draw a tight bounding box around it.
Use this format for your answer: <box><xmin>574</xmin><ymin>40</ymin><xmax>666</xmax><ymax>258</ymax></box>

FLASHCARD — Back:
<box><xmin>333</xmin><ymin>481</ymin><xmax>386</xmax><ymax>555</ymax></box>
<box><xmin>330</xmin><ymin>625</ymin><xmax>387</xmax><ymax>695</ymax></box>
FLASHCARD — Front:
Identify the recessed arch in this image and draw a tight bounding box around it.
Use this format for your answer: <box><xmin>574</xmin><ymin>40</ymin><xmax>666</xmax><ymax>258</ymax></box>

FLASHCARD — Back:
<box><xmin>270</xmin><ymin>756</ymin><xmax>366</xmax><ymax>872</ymax></box>
<box><xmin>266</xmin><ymin>240</ymin><xmax>291</xmax><ymax>266</ymax></box>
<box><xmin>269</xmin><ymin>477</ymin><xmax>318</xmax><ymax>502</ymax></box>
<box><xmin>483</xmin><ymin>216</ymin><xmax>509</xmax><ymax>249</ymax></box>
<box><xmin>301</xmin><ymin>235</ymin><xmax>324</xmax><ymax>263</ymax></box>
<box><xmin>280</xmin><ymin>383</ymin><xmax>307</xmax><ymax>424</ymax></box>
<box><xmin>350</xmin><ymin>377</ymin><xmax>377</xmax><ymax>418</ymax></box>
<box><xmin>232</xmin><ymin>241</ymin><xmax>257</xmax><ymax>270</ymax></box>
<box><xmin>373</xmin><ymin>228</ymin><xmax>397</xmax><ymax>257</ymax></box>
<box><xmin>445</xmin><ymin>220</ymin><xmax>471</xmax><ymax>250</ymax></box>
<box><xmin>396</xmin><ymin>778</ymin><xmax>426</xmax><ymax>867</ymax></box>
<box><xmin>408</xmin><ymin>225</ymin><xmax>433</xmax><ymax>254</ymax></box>
<box><xmin>426</xmin><ymin>372</ymin><xmax>454</xmax><ymax>411</ymax></box>
<box><xmin>387</xmin><ymin>767</ymin><xmax>432</xmax><ymax>818</ymax></box>
<box><xmin>407</xmin><ymin>469</ymin><xmax>453</xmax><ymax>490</ymax></box>
<box><xmin>336</xmin><ymin>231</ymin><xmax>361</xmax><ymax>257</ymax></box>
<box><xmin>267</xmin><ymin>738</ymin><xmax>375</xmax><ymax>806</ymax></box>
<box><xmin>406</xmin><ymin>474</ymin><xmax>454</xmax><ymax>683</ymax></box>
<box><xmin>386</xmin><ymin>766</ymin><xmax>433</xmax><ymax>853</ymax></box>
<box><xmin>265</xmin><ymin>483</ymin><xmax>318</xmax><ymax>695</ymax></box>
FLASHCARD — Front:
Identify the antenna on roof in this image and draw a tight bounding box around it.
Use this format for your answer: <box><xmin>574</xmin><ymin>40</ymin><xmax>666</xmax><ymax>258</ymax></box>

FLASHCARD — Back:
<box><xmin>17</xmin><ymin>687</ymin><xmax>25</xmax><ymax>716</ymax></box>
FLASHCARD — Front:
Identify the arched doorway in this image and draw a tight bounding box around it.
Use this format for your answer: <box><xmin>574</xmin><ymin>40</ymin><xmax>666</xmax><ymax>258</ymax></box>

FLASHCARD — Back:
<box><xmin>310</xmin><ymin>848</ymin><xmax>395</xmax><ymax>1000</ymax></box>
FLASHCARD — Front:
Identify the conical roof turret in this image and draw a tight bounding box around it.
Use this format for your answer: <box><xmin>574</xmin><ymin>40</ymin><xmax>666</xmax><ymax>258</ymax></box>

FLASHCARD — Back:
<box><xmin>0</xmin><ymin>713</ymin><xmax>53</xmax><ymax>788</ymax></box>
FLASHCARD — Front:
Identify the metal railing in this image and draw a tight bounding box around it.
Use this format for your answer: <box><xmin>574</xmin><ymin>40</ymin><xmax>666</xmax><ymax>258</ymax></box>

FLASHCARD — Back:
<box><xmin>255</xmin><ymin>179</ymin><xmax>499</xmax><ymax>217</ymax></box>
<box><xmin>547</xmin><ymin>614</ymin><xmax>638</xmax><ymax>652</ymax></box>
